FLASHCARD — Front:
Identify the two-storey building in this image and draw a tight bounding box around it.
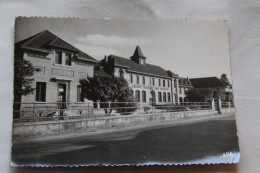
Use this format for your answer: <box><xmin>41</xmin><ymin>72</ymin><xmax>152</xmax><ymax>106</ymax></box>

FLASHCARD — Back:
<box><xmin>14</xmin><ymin>30</ymin><xmax>97</xmax><ymax>117</ymax></box>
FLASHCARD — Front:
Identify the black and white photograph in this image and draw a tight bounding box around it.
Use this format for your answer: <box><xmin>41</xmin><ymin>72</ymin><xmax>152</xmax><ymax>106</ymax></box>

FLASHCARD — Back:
<box><xmin>12</xmin><ymin>17</ymin><xmax>239</xmax><ymax>166</ymax></box>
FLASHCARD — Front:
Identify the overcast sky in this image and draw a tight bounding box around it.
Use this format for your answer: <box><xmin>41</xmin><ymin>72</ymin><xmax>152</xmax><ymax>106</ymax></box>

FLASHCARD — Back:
<box><xmin>15</xmin><ymin>18</ymin><xmax>232</xmax><ymax>80</ymax></box>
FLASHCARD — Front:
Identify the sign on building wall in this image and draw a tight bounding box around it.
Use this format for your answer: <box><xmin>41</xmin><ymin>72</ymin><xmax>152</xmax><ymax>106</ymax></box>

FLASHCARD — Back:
<box><xmin>51</xmin><ymin>68</ymin><xmax>74</xmax><ymax>77</ymax></box>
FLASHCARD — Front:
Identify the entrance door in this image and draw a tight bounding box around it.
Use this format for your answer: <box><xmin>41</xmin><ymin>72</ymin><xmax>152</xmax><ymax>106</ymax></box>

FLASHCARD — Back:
<box><xmin>57</xmin><ymin>84</ymin><xmax>66</xmax><ymax>110</ymax></box>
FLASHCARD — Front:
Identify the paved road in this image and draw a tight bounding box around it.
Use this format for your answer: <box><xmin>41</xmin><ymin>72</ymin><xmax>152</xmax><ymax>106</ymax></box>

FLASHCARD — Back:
<box><xmin>12</xmin><ymin>114</ymin><xmax>239</xmax><ymax>166</ymax></box>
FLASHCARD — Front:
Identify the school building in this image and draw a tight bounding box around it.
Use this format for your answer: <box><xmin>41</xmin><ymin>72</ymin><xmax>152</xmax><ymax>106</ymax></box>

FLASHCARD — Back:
<box><xmin>14</xmin><ymin>30</ymin><xmax>97</xmax><ymax>117</ymax></box>
<box><xmin>96</xmin><ymin>46</ymin><xmax>192</xmax><ymax>105</ymax></box>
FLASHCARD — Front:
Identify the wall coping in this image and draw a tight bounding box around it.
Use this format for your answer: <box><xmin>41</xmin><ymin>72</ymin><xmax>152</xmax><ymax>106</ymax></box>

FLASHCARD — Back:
<box><xmin>13</xmin><ymin>109</ymin><xmax>216</xmax><ymax>127</ymax></box>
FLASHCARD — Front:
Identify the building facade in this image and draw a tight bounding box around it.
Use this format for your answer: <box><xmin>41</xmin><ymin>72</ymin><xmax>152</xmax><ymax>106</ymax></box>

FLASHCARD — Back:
<box><xmin>14</xmin><ymin>30</ymin><xmax>97</xmax><ymax>117</ymax></box>
<box><xmin>178</xmin><ymin>77</ymin><xmax>193</xmax><ymax>102</ymax></box>
<box><xmin>98</xmin><ymin>46</ymin><xmax>185</xmax><ymax>105</ymax></box>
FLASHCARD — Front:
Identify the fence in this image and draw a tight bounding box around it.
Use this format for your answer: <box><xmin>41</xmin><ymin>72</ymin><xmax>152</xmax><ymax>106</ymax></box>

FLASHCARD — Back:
<box><xmin>13</xmin><ymin>100</ymin><xmax>233</xmax><ymax>123</ymax></box>
<box><xmin>221</xmin><ymin>102</ymin><xmax>235</xmax><ymax>108</ymax></box>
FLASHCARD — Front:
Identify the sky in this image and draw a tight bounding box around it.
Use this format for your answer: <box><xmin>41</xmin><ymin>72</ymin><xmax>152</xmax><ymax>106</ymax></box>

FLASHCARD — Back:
<box><xmin>15</xmin><ymin>17</ymin><xmax>232</xmax><ymax>80</ymax></box>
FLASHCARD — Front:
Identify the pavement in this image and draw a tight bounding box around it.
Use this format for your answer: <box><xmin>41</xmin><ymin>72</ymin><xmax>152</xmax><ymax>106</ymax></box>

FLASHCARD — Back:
<box><xmin>11</xmin><ymin>113</ymin><xmax>239</xmax><ymax>166</ymax></box>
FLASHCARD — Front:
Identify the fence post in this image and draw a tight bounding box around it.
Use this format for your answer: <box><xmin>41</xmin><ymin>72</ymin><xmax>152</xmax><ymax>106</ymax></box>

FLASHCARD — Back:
<box><xmin>211</xmin><ymin>99</ymin><xmax>215</xmax><ymax>112</ymax></box>
<box><xmin>33</xmin><ymin>102</ymin><xmax>35</xmax><ymax>118</ymax></box>
<box><xmin>228</xmin><ymin>102</ymin><xmax>231</xmax><ymax>108</ymax></box>
<box><xmin>218</xmin><ymin>98</ymin><xmax>222</xmax><ymax>114</ymax></box>
<box><xmin>97</xmin><ymin>100</ymin><xmax>100</xmax><ymax>109</ymax></box>
<box><xmin>87</xmin><ymin>103</ymin><xmax>90</xmax><ymax>116</ymax></box>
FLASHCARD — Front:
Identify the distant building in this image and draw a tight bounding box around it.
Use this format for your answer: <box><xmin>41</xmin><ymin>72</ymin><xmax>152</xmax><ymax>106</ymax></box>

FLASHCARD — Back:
<box><xmin>14</xmin><ymin>30</ymin><xmax>97</xmax><ymax>117</ymax></box>
<box><xmin>190</xmin><ymin>77</ymin><xmax>233</xmax><ymax>101</ymax></box>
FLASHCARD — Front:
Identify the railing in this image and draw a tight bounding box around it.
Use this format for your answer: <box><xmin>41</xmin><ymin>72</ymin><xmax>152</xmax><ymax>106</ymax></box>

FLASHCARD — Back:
<box><xmin>13</xmin><ymin>101</ymin><xmax>216</xmax><ymax>123</ymax></box>
<box><xmin>221</xmin><ymin>102</ymin><xmax>235</xmax><ymax>108</ymax></box>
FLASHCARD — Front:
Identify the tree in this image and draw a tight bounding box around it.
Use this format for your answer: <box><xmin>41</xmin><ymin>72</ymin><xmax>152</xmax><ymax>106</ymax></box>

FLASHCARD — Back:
<box><xmin>185</xmin><ymin>88</ymin><xmax>213</xmax><ymax>102</ymax></box>
<box><xmin>220</xmin><ymin>73</ymin><xmax>231</xmax><ymax>86</ymax></box>
<box><xmin>220</xmin><ymin>73</ymin><xmax>234</xmax><ymax>102</ymax></box>
<box><xmin>13</xmin><ymin>56</ymin><xmax>39</xmax><ymax>118</ymax></box>
<box><xmin>185</xmin><ymin>88</ymin><xmax>226</xmax><ymax>102</ymax></box>
<box><xmin>80</xmin><ymin>75</ymin><xmax>137</xmax><ymax>115</ymax></box>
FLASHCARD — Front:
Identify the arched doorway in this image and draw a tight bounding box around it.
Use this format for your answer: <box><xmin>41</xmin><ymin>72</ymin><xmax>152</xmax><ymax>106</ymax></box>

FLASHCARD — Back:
<box><xmin>149</xmin><ymin>90</ymin><xmax>156</xmax><ymax>106</ymax></box>
<box><xmin>179</xmin><ymin>97</ymin><xmax>183</xmax><ymax>103</ymax></box>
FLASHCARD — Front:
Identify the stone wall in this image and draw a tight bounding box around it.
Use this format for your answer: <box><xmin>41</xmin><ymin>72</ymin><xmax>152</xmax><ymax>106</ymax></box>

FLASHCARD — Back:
<box><xmin>221</xmin><ymin>108</ymin><xmax>235</xmax><ymax>114</ymax></box>
<box><xmin>13</xmin><ymin>109</ymin><xmax>225</xmax><ymax>138</ymax></box>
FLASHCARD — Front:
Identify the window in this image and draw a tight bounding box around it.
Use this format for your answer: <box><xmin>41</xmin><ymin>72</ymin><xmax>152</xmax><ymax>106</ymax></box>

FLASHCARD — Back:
<box><xmin>143</xmin><ymin>76</ymin><xmax>145</xmax><ymax>85</ymax></box>
<box><xmin>152</xmin><ymin>78</ymin><xmax>155</xmax><ymax>86</ymax></box>
<box><xmin>179</xmin><ymin>87</ymin><xmax>182</xmax><ymax>94</ymax></box>
<box><xmin>163</xmin><ymin>80</ymin><xmax>165</xmax><ymax>87</ymax></box>
<box><xmin>137</xmin><ymin>76</ymin><xmax>139</xmax><ymax>84</ymax></box>
<box><xmin>55</xmin><ymin>51</ymin><xmax>72</xmax><ymax>66</ymax></box>
<box><xmin>168</xmin><ymin>80</ymin><xmax>170</xmax><ymax>87</ymax></box>
<box><xmin>77</xmin><ymin>85</ymin><xmax>84</xmax><ymax>102</ymax></box>
<box><xmin>130</xmin><ymin>75</ymin><xmax>133</xmax><ymax>83</ymax></box>
<box><xmin>135</xmin><ymin>90</ymin><xmax>140</xmax><ymax>102</ymax></box>
<box><xmin>168</xmin><ymin>92</ymin><xmax>171</xmax><ymax>102</ymax></box>
<box><xmin>36</xmin><ymin>82</ymin><xmax>46</xmax><ymax>102</ymax></box>
<box><xmin>142</xmin><ymin>91</ymin><xmax>146</xmax><ymax>102</ymax></box>
<box><xmin>163</xmin><ymin>92</ymin><xmax>166</xmax><ymax>102</ymax></box>
<box><xmin>140</xmin><ymin>59</ymin><xmax>144</xmax><ymax>64</ymax></box>
<box><xmin>159</xmin><ymin>79</ymin><xmax>161</xmax><ymax>86</ymax></box>
<box><xmin>65</xmin><ymin>53</ymin><xmax>72</xmax><ymax>66</ymax></box>
<box><xmin>119</xmin><ymin>69</ymin><xmax>124</xmax><ymax>78</ymax></box>
<box><xmin>55</xmin><ymin>51</ymin><xmax>62</xmax><ymax>64</ymax></box>
<box><xmin>158</xmin><ymin>92</ymin><xmax>162</xmax><ymax>102</ymax></box>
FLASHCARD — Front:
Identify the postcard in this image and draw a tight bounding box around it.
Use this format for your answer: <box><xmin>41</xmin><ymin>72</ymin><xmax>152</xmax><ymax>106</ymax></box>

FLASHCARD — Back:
<box><xmin>12</xmin><ymin>17</ymin><xmax>239</xmax><ymax>166</ymax></box>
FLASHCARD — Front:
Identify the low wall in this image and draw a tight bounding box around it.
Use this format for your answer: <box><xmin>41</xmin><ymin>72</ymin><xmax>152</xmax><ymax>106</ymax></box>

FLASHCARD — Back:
<box><xmin>13</xmin><ymin>109</ymin><xmax>227</xmax><ymax>138</ymax></box>
<box><xmin>221</xmin><ymin>108</ymin><xmax>235</xmax><ymax>114</ymax></box>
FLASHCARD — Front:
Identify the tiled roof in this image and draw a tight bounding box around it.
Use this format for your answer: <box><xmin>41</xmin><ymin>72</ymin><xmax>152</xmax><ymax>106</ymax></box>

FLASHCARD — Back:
<box><xmin>16</xmin><ymin>30</ymin><xmax>96</xmax><ymax>62</ymax></box>
<box><xmin>190</xmin><ymin>77</ymin><xmax>227</xmax><ymax>88</ymax></box>
<box><xmin>49</xmin><ymin>38</ymin><xmax>79</xmax><ymax>52</ymax></box>
<box><xmin>108</xmin><ymin>55</ymin><xmax>171</xmax><ymax>78</ymax></box>
<box><xmin>76</xmin><ymin>51</ymin><xmax>97</xmax><ymax>62</ymax></box>
<box><xmin>167</xmin><ymin>70</ymin><xmax>179</xmax><ymax>77</ymax></box>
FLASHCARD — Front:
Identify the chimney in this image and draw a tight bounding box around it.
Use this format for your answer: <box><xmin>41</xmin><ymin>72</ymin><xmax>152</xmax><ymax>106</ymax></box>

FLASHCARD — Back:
<box><xmin>104</xmin><ymin>55</ymin><xmax>108</xmax><ymax>62</ymax></box>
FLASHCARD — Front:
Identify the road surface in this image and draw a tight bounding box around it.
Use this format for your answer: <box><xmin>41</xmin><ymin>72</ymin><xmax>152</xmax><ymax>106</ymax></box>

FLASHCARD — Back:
<box><xmin>12</xmin><ymin>114</ymin><xmax>239</xmax><ymax>166</ymax></box>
